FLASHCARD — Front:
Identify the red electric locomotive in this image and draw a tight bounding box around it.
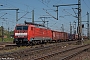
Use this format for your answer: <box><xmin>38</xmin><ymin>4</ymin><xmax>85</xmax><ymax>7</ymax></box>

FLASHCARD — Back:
<box><xmin>13</xmin><ymin>22</ymin><xmax>52</xmax><ymax>45</ymax></box>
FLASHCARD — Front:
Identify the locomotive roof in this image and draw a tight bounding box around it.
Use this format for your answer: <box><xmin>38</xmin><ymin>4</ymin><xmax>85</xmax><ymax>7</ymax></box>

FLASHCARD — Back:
<box><xmin>24</xmin><ymin>21</ymin><xmax>45</xmax><ymax>27</ymax></box>
<box><xmin>16</xmin><ymin>24</ymin><xmax>28</xmax><ymax>26</ymax></box>
<box><xmin>16</xmin><ymin>24</ymin><xmax>50</xmax><ymax>29</ymax></box>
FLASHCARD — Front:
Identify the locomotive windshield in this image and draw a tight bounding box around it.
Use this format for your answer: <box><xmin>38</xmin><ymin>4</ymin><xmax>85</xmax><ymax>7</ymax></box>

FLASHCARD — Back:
<box><xmin>16</xmin><ymin>26</ymin><xmax>28</xmax><ymax>30</ymax></box>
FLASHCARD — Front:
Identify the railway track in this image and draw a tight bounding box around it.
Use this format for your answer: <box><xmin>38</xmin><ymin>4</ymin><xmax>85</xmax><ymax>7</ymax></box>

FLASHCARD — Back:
<box><xmin>69</xmin><ymin>48</ymin><xmax>90</xmax><ymax>60</ymax></box>
<box><xmin>0</xmin><ymin>41</ymin><xmax>85</xmax><ymax>60</ymax></box>
<box><xmin>20</xmin><ymin>41</ymin><xmax>84</xmax><ymax>60</ymax></box>
<box><xmin>0</xmin><ymin>41</ymin><xmax>77</xmax><ymax>60</ymax></box>
<box><xmin>33</xmin><ymin>44</ymin><xmax>90</xmax><ymax>60</ymax></box>
<box><xmin>0</xmin><ymin>41</ymin><xmax>76</xmax><ymax>52</ymax></box>
<box><xmin>0</xmin><ymin>44</ymin><xmax>17</xmax><ymax>51</ymax></box>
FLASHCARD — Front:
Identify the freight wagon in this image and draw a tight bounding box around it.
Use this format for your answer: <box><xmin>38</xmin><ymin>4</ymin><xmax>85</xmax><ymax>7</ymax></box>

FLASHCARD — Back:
<box><xmin>52</xmin><ymin>31</ymin><xmax>69</xmax><ymax>42</ymax></box>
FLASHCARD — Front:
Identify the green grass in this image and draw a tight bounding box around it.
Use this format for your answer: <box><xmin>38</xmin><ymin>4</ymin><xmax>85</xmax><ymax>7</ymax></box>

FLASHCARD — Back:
<box><xmin>0</xmin><ymin>37</ymin><xmax>13</xmax><ymax>42</ymax></box>
<box><xmin>83</xmin><ymin>39</ymin><xmax>90</xmax><ymax>44</ymax></box>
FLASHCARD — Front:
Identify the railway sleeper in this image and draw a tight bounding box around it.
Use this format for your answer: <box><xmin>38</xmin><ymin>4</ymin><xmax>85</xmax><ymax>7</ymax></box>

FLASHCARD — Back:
<box><xmin>61</xmin><ymin>47</ymin><xmax>90</xmax><ymax>60</ymax></box>
<box><xmin>34</xmin><ymin>44</ymin><xmax>90</xmax><ymax>60</ymax></box>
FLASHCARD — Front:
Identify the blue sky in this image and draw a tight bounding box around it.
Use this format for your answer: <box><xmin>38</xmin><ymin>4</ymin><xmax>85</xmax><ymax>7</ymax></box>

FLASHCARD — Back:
<box><xmin>0</xmin><ymin>0</ymin><xmax>90</xmax><ymax>35</ymax></box>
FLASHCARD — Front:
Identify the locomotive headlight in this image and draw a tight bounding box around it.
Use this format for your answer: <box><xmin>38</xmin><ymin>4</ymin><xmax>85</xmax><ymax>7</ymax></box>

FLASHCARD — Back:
<box><xmin>15</xmin><ymin>33</ymin><xmax>27</xmax><ymax>36</ymax></box>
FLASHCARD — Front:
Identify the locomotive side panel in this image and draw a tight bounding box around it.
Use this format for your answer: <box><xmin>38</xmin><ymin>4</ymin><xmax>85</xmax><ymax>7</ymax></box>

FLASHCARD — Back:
<box><xmin>27</xmin><ymin>26</ymin><xmax>34</xmax><ymax>41</ymax></box>
<box><xmin>29</xmin><ymin>26</ymin><xmax>52</xmax><ymax>41</ymax></box>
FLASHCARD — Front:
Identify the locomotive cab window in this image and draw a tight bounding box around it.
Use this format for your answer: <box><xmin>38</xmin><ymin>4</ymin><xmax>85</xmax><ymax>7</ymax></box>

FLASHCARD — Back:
<box><xmin>16</xmin><ymin>26</ymin><xmax>28</xmax><ymax>30</ymax></box>
<box><xmin>23</xmin><ymin>26</ymin><xmax>28</xmax><ymax>30</ymax></box>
